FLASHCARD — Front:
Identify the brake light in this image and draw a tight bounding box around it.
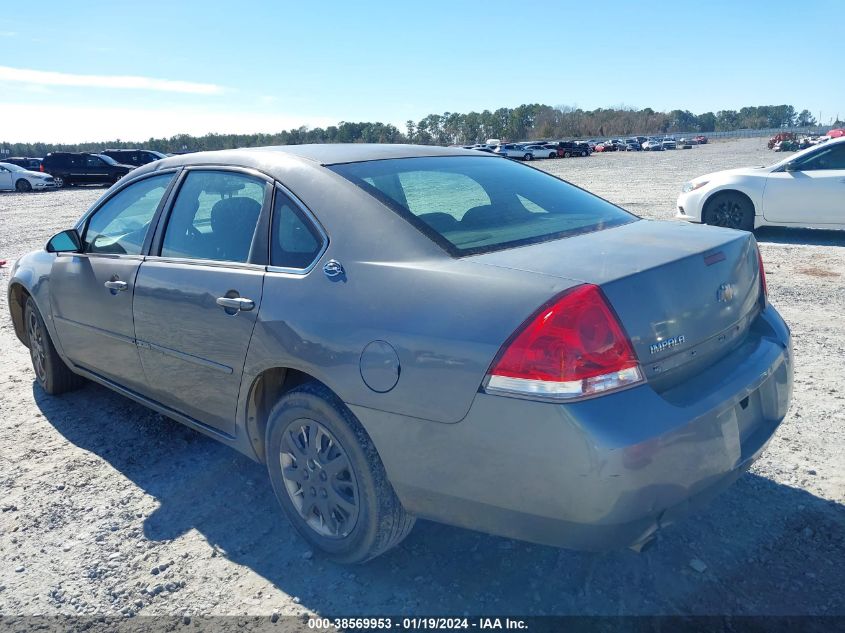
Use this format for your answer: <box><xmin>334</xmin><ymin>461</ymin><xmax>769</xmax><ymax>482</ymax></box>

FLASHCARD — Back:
<box><xmin>40</xmin><ymin>164</ymin><xmax>44</xmax><ymax>172</ymax></box>
<box><xmin>757</xmin><ymin>246</ymin><xmax>767</xmax><ymax>301</ymax></box>
<box><xmin>485</xmin><ymin>284</ymin><xmax>643</xmax><ymax>400</ymax></box>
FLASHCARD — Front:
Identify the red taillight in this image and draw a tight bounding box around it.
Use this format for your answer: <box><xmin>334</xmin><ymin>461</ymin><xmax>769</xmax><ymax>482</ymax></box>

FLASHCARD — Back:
<box><xmin>39</xmin><ymin>164</ymin><xmax>44</xmax><ymax>172</ymax></box>
<box><xmin>757</xmin><ymin>246</ymin><xmax>767</xmax><ymax>301</ymax></box>
<box><xmin>486</xmin><ymin>284</ymin><xmax>643</xmax><ymax>400</ymax></box>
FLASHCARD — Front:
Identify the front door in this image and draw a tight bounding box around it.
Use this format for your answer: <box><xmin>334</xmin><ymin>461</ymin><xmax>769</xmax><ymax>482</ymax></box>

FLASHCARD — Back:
<box><xmin>763</xmin><ymin>142</ymin><xmax>845</xmax><ymax>225</ymax></box>
<box><xmin>133</xmin><ymin>169</ymin><xmax>269</xmax><ymax>436</ymax></box>
<box><xmin>50</xmin><ymin>173</ymin><xmax>176</xmax><ymax>392</ymax></box>
<box><xmin>0</xmin><ymin>166</ymin><xmax>12</xmax><ymax>190</ymax></box>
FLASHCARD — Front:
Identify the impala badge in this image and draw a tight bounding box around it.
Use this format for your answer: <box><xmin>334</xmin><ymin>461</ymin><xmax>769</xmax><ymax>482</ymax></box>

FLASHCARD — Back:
<box><xmin>649</xmin><ymin>335</ymin><xmax>686</xmax><ymax>355</ymax></box>
<box><xmin>717</xmin><ymin>283</ymin><xmax>737</xmax><ymax>303</ymax></box>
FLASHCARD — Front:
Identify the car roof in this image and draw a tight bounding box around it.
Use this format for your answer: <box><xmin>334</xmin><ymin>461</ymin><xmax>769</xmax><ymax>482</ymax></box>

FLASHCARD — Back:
<box><xmin>244</xmin><ymin>143</ymin><xmax>486</xmax><ymax>165</ymax></box>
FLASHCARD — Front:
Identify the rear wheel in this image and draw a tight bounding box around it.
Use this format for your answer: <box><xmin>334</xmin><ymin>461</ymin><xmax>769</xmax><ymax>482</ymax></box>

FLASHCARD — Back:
<box><xmin>15</xmin><ymin>179</ymin><xmax>32</xmax><ymax>192</ymax></box>
<box><xmin>523</xmin><ymin>153</ymin><xmax>532</xmax><ymax>161</ymax></box>
<box><xmin>24</xmin><ymin>297</ymin><xmax>86</xmax><ymax>394</ymax></box>
<box><xmin>564</xmin><ymin>151</ymin><xmax>571</xmax><ymax>158</ymax></box>
<box><xmin>703</xmin><ymin>192</ymin><xmax>754</xmax><ymax>231</ymax></box>
<box><xmin>266</xmin><ymin>382</ymin><xmax>415</xmax><ymax>563</ymax></box>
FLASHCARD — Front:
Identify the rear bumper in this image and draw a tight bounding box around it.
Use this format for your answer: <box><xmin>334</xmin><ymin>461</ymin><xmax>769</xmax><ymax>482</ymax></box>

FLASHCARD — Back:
<box><xmin>354</xmin><ymin>305</ymin><xmax>792</xmax><ymax>550</ymax></box>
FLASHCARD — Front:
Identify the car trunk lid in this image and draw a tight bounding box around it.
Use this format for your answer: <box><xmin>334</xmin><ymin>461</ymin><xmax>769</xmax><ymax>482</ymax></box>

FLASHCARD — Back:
<box><xmin>471</xmin><ymin>220</ymin><xmax>762</xmax><ymax>385</ymax></box>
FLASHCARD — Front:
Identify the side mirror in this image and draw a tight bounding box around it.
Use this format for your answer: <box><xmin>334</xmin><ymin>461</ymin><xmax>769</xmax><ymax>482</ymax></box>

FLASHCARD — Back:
<box><xmin>46</xmin><ymin>229</ymin><xmax>82</xmax><ymax>253</ymax></box>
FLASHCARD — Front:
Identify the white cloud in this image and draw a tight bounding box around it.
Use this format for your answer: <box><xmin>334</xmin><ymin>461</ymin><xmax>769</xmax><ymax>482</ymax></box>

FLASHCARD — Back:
<box><xmin>0</xmin><ymin>103</ymin><xmax>336</xmax><ymax>143</ymax></box>
<box><xmin>0</xmin><ymin>66</ymin><xmax>224</xmax><ymax>95</ymax></box>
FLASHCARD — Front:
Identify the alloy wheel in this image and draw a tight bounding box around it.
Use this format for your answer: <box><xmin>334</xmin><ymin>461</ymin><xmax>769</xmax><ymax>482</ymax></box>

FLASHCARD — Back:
<box><xmin>27</xmin><ymin>310</ymin><xmax>47</xmax><ymax>383</ymax></box>
<box><xmin>711</xmin><ymin>199</ymin><xmax>746</xmax><ymax>229</ymax></box>
<box><xmin>280</xmin><ymin>420</ymin><xmax>360</xmax><ymax>538</ymax></box>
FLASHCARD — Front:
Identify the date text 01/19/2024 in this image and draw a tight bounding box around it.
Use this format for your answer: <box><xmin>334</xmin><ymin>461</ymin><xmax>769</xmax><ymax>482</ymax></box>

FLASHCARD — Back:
<box><xmin>307</xmin><ymin>617</ymin><xmax>528</xmax><ymax>630</ymax></box>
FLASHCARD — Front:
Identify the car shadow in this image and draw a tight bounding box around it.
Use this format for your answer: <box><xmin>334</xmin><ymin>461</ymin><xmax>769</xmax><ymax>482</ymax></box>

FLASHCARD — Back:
<box><xmin>34</xmin><ymin>382</ymin><xmax>844</xmax><ymax>616</ymax></box>
<box><xmin>755</xmin><ymin>226</ymin><xmax>845</xmax><ymax>247</ymax></box>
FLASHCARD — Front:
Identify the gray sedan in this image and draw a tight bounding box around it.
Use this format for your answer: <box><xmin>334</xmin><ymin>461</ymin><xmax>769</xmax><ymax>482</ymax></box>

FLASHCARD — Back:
<box><xmin>8</xmin><ymin>144</ymin><xmax>793</xmax><ymax>563</ymax></box>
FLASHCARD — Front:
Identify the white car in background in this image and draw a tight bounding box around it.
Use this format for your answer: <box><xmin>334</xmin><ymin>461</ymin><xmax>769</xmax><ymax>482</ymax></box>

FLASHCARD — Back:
<box><xmin>493</xmin><ymin>143</ymin><xmax>534</xmax><ymax>160</ymax></box>
<box><xmin>0</xmin><ymin>162</ymin><xmax>57</xmax><ymax>192</ymax></box>
<box><xmin>677</xmin><ymin>137</ymin><xmax>845</xmax><ymax>230</ymax></box>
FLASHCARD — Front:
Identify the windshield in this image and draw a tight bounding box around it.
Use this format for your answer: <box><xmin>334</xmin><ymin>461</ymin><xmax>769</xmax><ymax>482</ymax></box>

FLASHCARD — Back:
<box><xmin>0</xmin><ymin>162</ymin><xmax>25</xmax><ymax>172</ymax></box>
<box><xmin>330</xmin><ymin>156</ymin><xmax>636</xmax><ymax>256</ymax></box>
<box><xmin>96</xmin><ymin>154</ymin><xmax>120</xmax><ymax>165</ymax></box>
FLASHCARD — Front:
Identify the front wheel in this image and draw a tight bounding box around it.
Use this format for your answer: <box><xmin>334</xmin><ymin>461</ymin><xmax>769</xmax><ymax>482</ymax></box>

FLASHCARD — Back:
<box><xmin>266</xmin><ymin>382</ymin><xmax>415</xmax><ymax>563</ymax></box>
<box><xmin>703</xmin><ymin>192</ymin><xmax>754</xmax><ymax>231</ymax></box>
<box><xmin>15</xmin><ymin>179</ymin><xmax>32</xmax><ymax>192</ymax></box>
<box><xmin>24</xmin><ymin>297</ymin><xmax>86</xmax><ymax>394</ymax></box>
<box><xmin>523</xmin><ymin>153</ymin><xmax>532</xmax><ymax>161</ymax></box>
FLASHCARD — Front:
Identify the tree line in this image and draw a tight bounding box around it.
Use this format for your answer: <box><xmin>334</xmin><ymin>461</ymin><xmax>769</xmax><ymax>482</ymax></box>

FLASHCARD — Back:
<box><xmin>3</xmin><ymin>104</ymin><xmax>835</xmax><ymax>156</ymax></box>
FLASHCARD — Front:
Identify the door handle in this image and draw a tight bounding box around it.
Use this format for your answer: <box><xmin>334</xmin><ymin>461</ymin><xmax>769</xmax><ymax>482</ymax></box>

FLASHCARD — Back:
<box><xmin>104</xmin><ymin>280</ymin><xmax>128</xmax><ymax>291</ymax></box>
<box><xmin>216</xmin><ymin>296</ymin><xmax>255</xmax><ymax>312</ymax></box>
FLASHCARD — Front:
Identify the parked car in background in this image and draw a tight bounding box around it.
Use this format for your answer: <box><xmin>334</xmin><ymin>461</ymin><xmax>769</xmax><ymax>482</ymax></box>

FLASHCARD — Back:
<box><xmin>642</xmin><ymin>139</ymin><xmax>664</xmax><ymax>151</ymax></box>
<box><xmin>624</xmin><ymin>139</ymin><xmax>642</xmax><ymax>151</ymax></box>
<box><xmin>768</xmin><ymin>132</ymin><xmax>796</xmax><ymax>150</ymax></box>
<box><xmin>41</xmin><ymin>152</ymin><xmax>135</xmax><ymax>187</ymax></box>
<box><xmin>661</xmin><ymin>138</ymin><xmax>677</xmax><ymax>150</ymax></box>
<box><xmin>677</xmin><ymin>136</ymin><xmax>845</xmax><ymax>230</ymax></box>
<box><xmin>679</xmin><ymin>138</ymin><xmax>695</xmax><ymax>149</ymax></box>
<box><xmin>9</xmin><ymin>143</ymin><xmax>791</xmax><ymax>562</ymax></box>
<box><xmin>0</xmin><ymin>162</ymin><xmax>57</xmax><ymax>192</ymax></box>
<box><xmin>635</xmin><ymin>136</ymin><xmax>647</xmax><ymax>145</ymax></box>
<box><xmin>524</xmin><ymin>144</ymin><xmax>558</xmax><ymax>159</ymax></box>
<box><xmin>101</xmin><ymin>149</ymin><xmax>167</xmax><ymax>167</ymax></box>
<box><xmin>494</xmin><ymin>143</ymin><xmax>534</xmax><ymax>160</ymax></box>
<box><xmin>554</xmin><ymin>141</ymin><xmax>589</xmax><ymax>158</ymax></box>
<box><xmin>694</xmin><ymin>135</ymin><xmax>708</xmax><ymax>144</ymax></box>
<box><xmin>4</xmin><ymin>157</ymin><xmax>43</xmax><ymax>172</ymax></box>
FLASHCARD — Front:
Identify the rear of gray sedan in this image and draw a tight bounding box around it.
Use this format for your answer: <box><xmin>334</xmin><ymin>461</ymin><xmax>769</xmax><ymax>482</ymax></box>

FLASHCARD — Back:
<box><xmin>326</xmin><ymin>152</ymin><xmax>792</xmax><ymax>553</ymax></box>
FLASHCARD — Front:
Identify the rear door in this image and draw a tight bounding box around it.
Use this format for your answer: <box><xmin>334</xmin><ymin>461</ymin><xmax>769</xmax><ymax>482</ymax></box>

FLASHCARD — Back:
<box><xmin>763</xmin><ymin>142</ymin><xmax>845</xmax><ymax>225</ymax></box>
<box><xmin>132</xmin><ymin>168</ymin><xmax>270</xmax><ymax>436</ymax></box>
<box><xmin>84</xmin><ymin>154</ymin><xmax>111</xmax><ymax>184</ymax></box>
<box><xmin>50</xmin><ymin>172</ymin><xmax>177</xmax><ymax>392</ymax></box>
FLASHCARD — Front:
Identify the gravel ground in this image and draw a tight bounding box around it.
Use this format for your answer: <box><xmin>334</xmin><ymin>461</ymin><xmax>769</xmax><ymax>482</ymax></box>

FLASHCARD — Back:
<box><xmin>0</xmin><ymin>138</ymin><xmax>842</xmax><ymax>620</ymax></box>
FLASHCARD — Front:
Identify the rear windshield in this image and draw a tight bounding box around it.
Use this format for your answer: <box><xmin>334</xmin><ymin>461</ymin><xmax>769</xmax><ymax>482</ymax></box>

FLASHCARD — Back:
<box><xmin>330</xmin><ymin>156</ymin><xmax>635</xmax><ymax>256</ymax></box>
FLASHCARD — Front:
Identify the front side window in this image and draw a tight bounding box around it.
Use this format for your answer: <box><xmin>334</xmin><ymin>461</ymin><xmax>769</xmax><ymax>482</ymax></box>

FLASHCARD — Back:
<box><xmin>271</xmin><ymin>189</ymin><xmax>325</xmax><ymax>270</ymax></box>
<box><xmin>83</xmin><ymin>173</ymin><xmax>174</xmax><ymax>255</ymax></box>
<box><xmin>161</xmin><ymin>170</ymin><xmax>266</xmax><ymax>263</ymax></box>
<box><xmin>85</xmin><ymin>155</ymin><xmax>105</xmax><ymax>168</ymax></box>
<box><xmin>794</xmin><ymin>144</ymin><xmax>845</xmax><ymax>171</ymax></box>
<box><xmin>330</xmin><ymin>156</ymin><xmax>635</xmax><ymax>256</ymax></box>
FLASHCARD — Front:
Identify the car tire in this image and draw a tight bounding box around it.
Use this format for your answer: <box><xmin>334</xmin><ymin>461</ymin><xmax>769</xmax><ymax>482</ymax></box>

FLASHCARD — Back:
<box><xmin>15</xmin><ymin>179</ymin><xmax>32</xmax><ymax>192</ymax></box>
<box><xmin>548</xmin><ymin>152</ymin><xmax>556</xmax><ymax>159</ymax></box>
<box><xmin>24</xmin><ymin>296</ymin><xmax>86</xmax><ymax>395</ymax></box>
<box><xmin>703</xmin><ymin>192</ymin><xmax>755</xmax><ymax>232</ymax></box>
<box><xmin>266</xmin><ymin>381</ymin><xmax>415</xmax><ymax>563</ymax></box>
<box><xmin>580</xmin><ymin>151</ymin><xmax>587</xmax><ymax>157</ymax></box>
<box><xmin>53</xmin><ymin>176</ymin><xmax>64</xmax><ymax>188</ymax></box>
<box><xmin>564</xmin><ymin>151</ymin><xmax>571</xmax><ymax>158</ymax></box>
<box><xmin>523</xmin><ymin>153</ymin><xmax>532</xmax><ymax>161</ymax></box>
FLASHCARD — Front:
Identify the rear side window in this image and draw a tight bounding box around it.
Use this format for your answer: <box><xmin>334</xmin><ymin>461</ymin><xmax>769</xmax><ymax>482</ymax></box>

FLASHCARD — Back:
<box><xmin>330</xmin><ymin>156</ymin><xmax>635</xmax><ymax>256</ymax></box>
<box><xmin>271</xmin><ymin>189</ymin><xmax>325</xmax><ymax>270</ymax></box>
<box><xmin>160</xmin><ymin>170</ymin><xmax>266</xmax><ymax>263</ymax></box>
<box><xmin>83</xmin><ymin>174</ymin><xmax>174</xmax><ymax>255</ymax></box>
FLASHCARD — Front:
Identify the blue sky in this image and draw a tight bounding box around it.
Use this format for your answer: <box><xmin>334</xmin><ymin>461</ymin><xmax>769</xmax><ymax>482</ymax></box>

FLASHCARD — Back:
<box><xmin>1</xmin><ymin>0</ymin><xmax>842</xmax><ymax>142</ymax></box>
